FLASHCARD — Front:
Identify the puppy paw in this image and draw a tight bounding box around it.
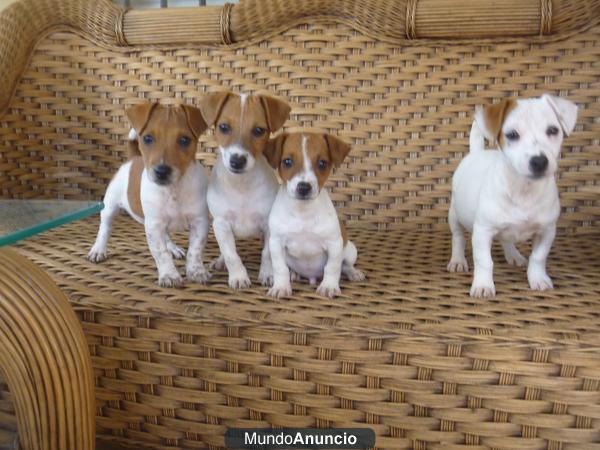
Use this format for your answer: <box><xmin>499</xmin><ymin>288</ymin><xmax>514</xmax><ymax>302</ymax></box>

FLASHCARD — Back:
<box><xmin>528</xmin><ymin>273</ymin><xmax>553</xmax><ymax>291</ymax></box>
<box><xmin>186</xmin><ymin>266</ymin><xmax>211</xmax><ymax>284</ymax></box>
<box><xmin>209</xmin><ymin>255</ymin><xmax>226</xmax><ymax>271</ymax></box>
<box><xmin>258</xmin><ymin>272</ymin><xmax>274</xmax><ymax>287</ymax></box>
<box><xmin>88</xmin><ymin>246</ymin><xmax>107</xmax><ymax>263</ymax></box>
<box><xmin>267</xmin><ymin>283</ymin><xmax>292</xmax><ymax>298</ymax></box>
<box><xmin>470</xmin><ymin>282</ymin><xmax>496</xmax><ymax>298</ymax></box>
<box><xmin>290</xmin><ymin>271</ymin><xmax>301</xmax><ymax>282</ymax></box>
<box><xmin>344</xmin><ymin>267</ymin><xmax>366</xmax><ymax>282</ymax></box>
<box><xmin>158</xmin><ymin>272</ymin><xmax>183</xmax><ymax>288</ymax></box>
<box><xmin>228</xmin><ymin>270</ymin><xmax>251</xmax><ymax>290</ymax></box>
<box><xmin>317</xmin><ymin>281</ymin><xmax>341</xmax><ymax>298</ymax></box>
<box><xmin>505</xmin><ymin>252</ymin><xmax>527</xmax><ymax>267</ymax></box>
<box><xmin>167</xmin><ymin>242</ymin><xmax>186</xmax><ymax>260</ymax></box>
<box><xmin>447</xmin><ymin>258</ymin><xmax>469</xmax><ymax>272</ymax></box>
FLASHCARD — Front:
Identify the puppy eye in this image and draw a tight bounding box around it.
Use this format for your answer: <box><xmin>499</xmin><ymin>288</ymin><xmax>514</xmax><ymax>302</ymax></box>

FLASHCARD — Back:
<box><xmin>546</xmin><ymin>125</ymin><xmax>559</xmax><ymax>136</ymax></box>
<box><xmin>143</xmin><ymin>134</ymin><xmax>154</xmax><ymax>145</ymax></box>
<box><xmin>282</xmin><ymin>158</ymin><xmax>293</xmax><ymax>168</ymax></box>
<box><xmin>218</xmin><ymin>123</ymin><xmax>231</xmax><ymax>134</ymax></box>
<box><xmin>178</xmin><ymin>136</ymin><xmax>192</xmax><ymax>147</ymax></box>
<box><xmin>505</xmin><ymin>130</ymin><xmax>520</xmax><ymax>141</ymax></box>
<box><xmin>317</xmin><ymin>159</ymin><xmax>328</xmax><ymax>170</ymax></box>
<box><xmin>252</xmin><ymin>127</ymin><xmax>266</xmax><ymax>137</ymax></box>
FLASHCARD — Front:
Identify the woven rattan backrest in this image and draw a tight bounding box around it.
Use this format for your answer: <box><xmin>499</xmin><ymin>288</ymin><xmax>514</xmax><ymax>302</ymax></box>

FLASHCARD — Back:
<box><xmin>0</xmin><ymin>0</ymin><xmax>598</xmax><ymax>231</ymax></box>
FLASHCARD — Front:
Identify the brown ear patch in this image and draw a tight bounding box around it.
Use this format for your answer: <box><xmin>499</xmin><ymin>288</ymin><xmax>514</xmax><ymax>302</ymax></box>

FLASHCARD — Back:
<box><xmin>264</xmin><ymin>133</ymin><xmax>287</xmax><ymax>168</ymax></box>
<box><xmin>126</xmin><ymin>102</ymin><xmax>159</xmax><ymax>136</ymax></box>
<box><xmin>180</xmin><ymin>104</ymin><xmax>208</xmax><ymax>139</ymax></box>
<box><xmin>325</xmin><ymin>134</ymin><xmax>352</xmax><ymax>167</ymax></box>
<box><xmin>127</xmin><ymin>156</ymin><xmax>145</xmax><ymax>219</ymax></box>
<box><xmin>198</xmin><ymin>91</ymin><xmax>232</xmax><ymax>126</ymax></box>
<box><xmin>483</xmin><ymin>99</ymin><xmax>517</xmax><ymax>145</ymax></box>
<box><xmin>259</xmin><ymin>95</ymin><xmax>291</xmax><ymax>133</ymax></box>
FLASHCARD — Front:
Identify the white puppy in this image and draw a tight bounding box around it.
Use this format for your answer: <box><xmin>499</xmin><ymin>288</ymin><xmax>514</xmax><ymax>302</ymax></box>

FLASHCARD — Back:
<box><xmin>88</xmin><ymin>102</ymin><xmax>211</xmax><ymax>288</ymax></box>
<box><xmin>264</xmin><ymin>132</ymin><xmax>365</xmax><ymax>298</ymax></box>
<box><xmin>198</xmin><ymin>91</ymin><xmax>291</xmax><ymax>289</ymax></box>
<box><xmin>448</xmin><ymin>94</ymin><xmax>577</xmax><ymax>298</ymax></box>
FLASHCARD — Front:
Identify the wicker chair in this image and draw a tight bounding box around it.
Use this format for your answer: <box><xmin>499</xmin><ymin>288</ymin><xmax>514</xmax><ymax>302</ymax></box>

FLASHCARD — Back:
<box><xmin>0</xmin><ymin>0</ymin><xmax>599</xmax><ymax>448</ymax></box>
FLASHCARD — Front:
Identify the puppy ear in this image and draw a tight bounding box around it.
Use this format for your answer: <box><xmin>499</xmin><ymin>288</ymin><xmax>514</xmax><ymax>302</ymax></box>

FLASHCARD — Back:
<box><xmin>325</xmin><ymin>134</ymin><xmax>351</xmax><ymax>167</ymax></box>
<box><xmin>180</xmin><ymin>104</ymin><xmax>208</xmax><ymax>139</ymax></box>
<box><xmin>198</xmin><ymin>91</ymin><xmax>231</xmax><ymax>126</ymax></box>
<box><xmin>474</xmin><ymin>99</ymin><xmax>516</xmax><ymax>144</ymax></box>
<box><xmin>542</xmin><ymin>94</ymin><xmax>578</xmax><ymax>136</ymax></box>
<box><xmin>259</xmin><ymin>95</ymin><xmax>291</xmax><ymax>133</ymax></box>
<box><xmin>125</xmin><ymin>102</ymin><xmax>159</xmax><ymax>136</ymax></box>
<box><xmin>264</xmin><ymin>133</ymin><xmax>287</xmax><ymax>168</ymax></box>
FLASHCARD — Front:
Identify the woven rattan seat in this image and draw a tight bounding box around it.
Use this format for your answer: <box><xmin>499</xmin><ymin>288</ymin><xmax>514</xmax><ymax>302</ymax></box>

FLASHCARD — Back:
<box><xmin>0</xmin><ymin>0</ymin><xmax>599</xmax><ymax>448</ymax></box>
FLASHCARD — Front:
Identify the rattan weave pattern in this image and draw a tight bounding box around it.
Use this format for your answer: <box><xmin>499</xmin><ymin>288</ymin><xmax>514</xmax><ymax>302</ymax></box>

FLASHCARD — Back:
<box><xmin>1</xmin><ymin>23</ymin><xmax>599</xmax><ymax>231</ymax></box>
<box><xmin>15</xmin><ymin>217</ymin><xmax>600</xmax><ymax>449</ymax></box>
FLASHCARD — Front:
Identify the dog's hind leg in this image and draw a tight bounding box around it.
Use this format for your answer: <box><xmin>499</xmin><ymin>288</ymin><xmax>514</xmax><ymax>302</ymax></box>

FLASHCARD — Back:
<box><xmin>502</xmin><ymin>241</ymin><xmax>527</xmax><ymax>267</ymax></box>
<box><xmin>447</xmin><ymin>203</ymin><xmax>469</xmax><ymax>272</ymax></box>
<box><xmin>341</xmin><ymin>240</ymin><xmax>366</xmax><ymax>282</ymax></box>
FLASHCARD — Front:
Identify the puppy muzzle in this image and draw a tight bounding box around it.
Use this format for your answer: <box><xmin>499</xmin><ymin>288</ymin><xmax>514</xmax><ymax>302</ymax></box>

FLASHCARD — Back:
<box><xmin>529</xmin><ymin>154</ymin><xmax>549</xmax><ymax>179</ymax></box>
<box><xmin>229</xmin><ymin>153</ymin><xmax>248</xmax><ymax>173</ymax></box>
<box><xmin>151</xmin><ymin>164</ymin><xmax>173</xmax><ymax>185</ymax></box>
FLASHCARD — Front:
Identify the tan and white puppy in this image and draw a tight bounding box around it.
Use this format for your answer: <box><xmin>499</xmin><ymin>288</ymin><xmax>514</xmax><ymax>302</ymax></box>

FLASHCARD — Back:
<box><xmin>264</xmin><ymin>132</ymin><xmax>365</xmax><ymax>298</ymax></box>
<box><xmin>88</xmin><ymin>102</ymin><xmax>211</xmax><ymax>288</ymax></box>
<box><xmin>448</xmin><ymin>94</ymin><xmax>577</xmax><ymax>298</ymax></box>
<box><xmin>198</xmin><ymin>91</ymin><xmax>291</xmax><ymax>289</ymax></box>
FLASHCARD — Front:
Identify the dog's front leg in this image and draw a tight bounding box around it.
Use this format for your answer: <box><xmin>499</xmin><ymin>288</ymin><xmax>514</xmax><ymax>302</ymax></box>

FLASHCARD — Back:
<box><xmin>317</xmin><ymin>238</ymin><xmax>344</xmax><ymax>298</ymax></box>
<box><xmin>213</xmin><ymin>217</ymin><xmax>251</xmax><ymax>289</ymax></box>
<box><xmin>267</xmin><ymin>234</ymin><xmax>291</xmax><ymax>298</ymax></box>
<box><xmin>145</xmin><ymin>220</ymin><xmax>182</xmax><ymax>288</ymax></box>
<box><xmin>258</xmin><ymin>228</ymin><xmax>274</xmax><ymax>286</ymax></box>
<box><xmin>470</xmin><ymin>223</ymin><xmax>495</xmax><ymax>298</ymax></box>
<box><xmin>186</xmin><ymin>215</ymin><xmax>210</xmax><ymax>284</ymax></box>
<box><xmin>528</xmin><ymin>224</ymin><xmax>556</xmax><ymax>291</ymax></box>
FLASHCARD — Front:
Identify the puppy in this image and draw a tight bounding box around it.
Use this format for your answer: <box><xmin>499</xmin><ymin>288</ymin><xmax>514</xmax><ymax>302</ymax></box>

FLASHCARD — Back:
<box><xmin>198</xmin><ymin>91</ymin><xmax>291</xmax><ymax>289</ymax></box>
<box><xmin>88</xmin><ymin>102</ymin><xmax>211</xmax><ymax>288</ymax></box>
<box><xmin>447</xmin><ymin>94</ymin><xmax>577</xmax><ymax>298</ymax></box>
<box><xmin>264</xmin><ymin>132</ymin><xmax>365</xmax><ymax>298</ymax></box>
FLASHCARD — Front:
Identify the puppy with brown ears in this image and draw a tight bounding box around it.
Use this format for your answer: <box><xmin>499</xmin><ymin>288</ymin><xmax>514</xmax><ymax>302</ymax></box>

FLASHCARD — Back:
<box><xmin>264</xmin><ymin>132</ymin><xmax>365</xmax><ymax>298</ymax></box>
<box><xmin>448</xmin><ymin>94</ymin><xmax>577</xmax><ymax>297</ymax></box>
<box><xmin>88</xmin><ymin>102</ymin><xmax>211</xmax><ymax>288</ymax></box>
<box><xmin>198</xmin><ymin>91</ymin><xmax>291</xmax><ymax>289</ymax></box>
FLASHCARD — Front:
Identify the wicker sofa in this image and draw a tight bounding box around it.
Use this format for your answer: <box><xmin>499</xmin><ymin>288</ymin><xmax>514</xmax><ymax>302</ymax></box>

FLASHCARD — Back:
<box><xmin>1</xmin><ymin>0</ymin><xmax>599</xmax><ymax>448</ymax></box>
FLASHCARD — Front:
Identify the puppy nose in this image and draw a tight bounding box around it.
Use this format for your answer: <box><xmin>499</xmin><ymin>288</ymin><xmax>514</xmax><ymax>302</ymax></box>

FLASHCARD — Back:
<box><xmin>153</xmin><ymin>164</ymin><xmax>172</xmax><ymax>182</ymax></box>
<box><xmin>230</xmin><ymin>154</ymin><xmax>247</xmax><ymax>171</ymax></box>
<box><xmin>529</xmin><ymin>154</ymin><xmax>549</xmax><ymax>176</ymax></box>
<box><xmin>296</xmin><ymin>182</ymin><xmax>312</xmax><ymax>198</ymax></box>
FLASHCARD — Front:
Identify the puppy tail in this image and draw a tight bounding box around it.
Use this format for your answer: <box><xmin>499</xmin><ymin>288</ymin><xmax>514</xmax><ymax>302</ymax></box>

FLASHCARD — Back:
<box><xmin>469</xmin><ymin>120</ymin><xmax>486</xmax><ymax>153</ymax></box>
<box><xmin>127</xmin><ymin>128</ymin><xmax>141</xmax><ymax>158</ymax></box>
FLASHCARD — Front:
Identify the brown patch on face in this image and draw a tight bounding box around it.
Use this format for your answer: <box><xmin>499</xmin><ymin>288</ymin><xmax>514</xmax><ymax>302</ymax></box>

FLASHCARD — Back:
<box><xmin>483</xmin><ymin>99</ymin><xmax>517</xmax><ymax>147</ymax></box>
<box><xmin>127</xmin><ymin>156</ymin><xmax>145</xmax><ymax>218</ymax></box>
<box><xmin>267</xmin><ymin>132</ymin><xmax>351</xmax><ymax>190</ymax></box>
<box><xmin>203</xmin><ymin>92</ymin><xmax>290</xmax><ymax>157</ymax></box>
<box><xmin>125</xmin><ymin>103</ymin><xmax>207</xmax><ymax>180</ymax></box>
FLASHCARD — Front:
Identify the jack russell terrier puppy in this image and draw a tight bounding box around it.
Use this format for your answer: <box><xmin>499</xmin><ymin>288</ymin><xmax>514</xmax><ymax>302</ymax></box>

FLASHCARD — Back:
<box><xmin>198</xmin><ymin>91</ymin><xmax>291</xmax><ymax>289</ymax></box>
<box><xmin>264</xmin><ymin>132</ymin><xmax>365</xmax><ymax>298</ymax></box>
<box><xmin>447</xmin><ymin>94</ymin><xmax>577</xmax><ymax>298</ymax></box>
<box><xmin>88</xmin><ymin>102</ymin><xmax>211</xmax><ymax>288</ymax></box>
